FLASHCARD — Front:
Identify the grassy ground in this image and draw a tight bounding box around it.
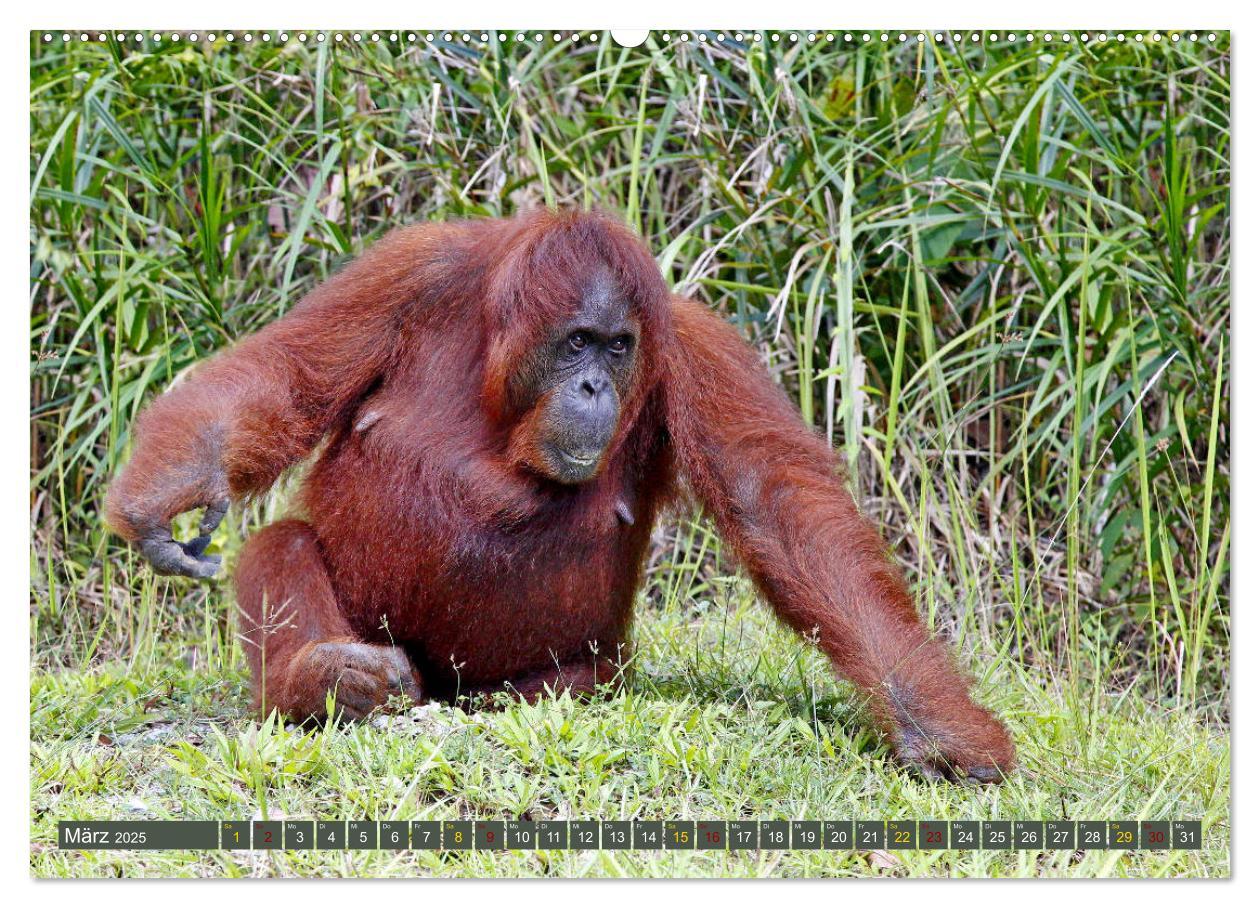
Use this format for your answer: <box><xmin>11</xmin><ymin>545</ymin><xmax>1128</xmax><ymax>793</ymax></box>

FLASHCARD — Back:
<box><xmin>30</xmin><ymin>30</ymin><xmax>1230</xmax><ymax>878</ymax></box>
<box><xmin>31</xmin><ymin>597</ymin><xmax>1230</xmax><ymax>878</ymax></box>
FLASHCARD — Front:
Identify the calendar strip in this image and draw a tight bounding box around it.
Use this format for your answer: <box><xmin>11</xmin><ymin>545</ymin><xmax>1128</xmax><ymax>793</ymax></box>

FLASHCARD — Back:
<box><xmin>57</xmin><ymin>820</ymin><xmax>1202</xmax><ymax>851</ymax></box>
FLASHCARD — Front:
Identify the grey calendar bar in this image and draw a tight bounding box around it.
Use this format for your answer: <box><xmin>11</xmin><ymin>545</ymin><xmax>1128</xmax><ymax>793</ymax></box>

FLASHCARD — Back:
<box><xmin>58</xmin><ymin>821</ymin><xmax>219</xmax><ymax>850</ymax></box>
<box><xmin>55</xmin><ymin>819</ymin><xmax>1204</xmax><ymax>851</ymax></box>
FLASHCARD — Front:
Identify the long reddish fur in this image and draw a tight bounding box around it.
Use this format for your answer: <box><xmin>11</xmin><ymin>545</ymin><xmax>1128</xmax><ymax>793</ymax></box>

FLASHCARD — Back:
<box><xmin>105</xmin><ymin>209</ymin><xmax>1014</xmax><ymax>778</ymax></box>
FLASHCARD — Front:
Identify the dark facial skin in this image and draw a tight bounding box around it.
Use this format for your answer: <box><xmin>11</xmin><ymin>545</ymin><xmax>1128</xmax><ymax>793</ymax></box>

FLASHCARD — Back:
<box><xmin>525</xmin><ymin>272</ymin><xmax>639</xmax><ymax>484</ymax></box>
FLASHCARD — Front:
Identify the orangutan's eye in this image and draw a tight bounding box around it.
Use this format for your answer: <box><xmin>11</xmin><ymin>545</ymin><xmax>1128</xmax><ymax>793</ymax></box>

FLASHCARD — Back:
<box><xmin>569</xmin><ymin>332</ymin><xmax>589</xmax><ymax>352</ymax></box>
<box><xmin>608</xmin><ymin>336</ymin><xmax>633</xmax><ymax>355</ymax></box>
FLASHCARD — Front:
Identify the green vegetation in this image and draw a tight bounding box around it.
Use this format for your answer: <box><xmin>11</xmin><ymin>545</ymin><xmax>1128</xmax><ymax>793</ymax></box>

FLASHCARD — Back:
<box><xmin>30</xmin><ymin>603</ymin><xmax>1228</xmax><ymax>877</ymax></box>
<box><xmin>30</xmin><ymin>30</ymin><xmax>1230</xmax><ymax>878</ymax></box>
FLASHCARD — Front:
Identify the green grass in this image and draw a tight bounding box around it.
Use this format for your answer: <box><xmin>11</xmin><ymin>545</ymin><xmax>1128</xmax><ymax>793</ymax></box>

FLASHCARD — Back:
<box><xmin>30</xmin><ymin>30</ymin><xmax>1230</xmax><ymax>878</ymax></box>
<box><xmin>31</xmin><ymin>597</ymin><xmax>1229</xmax><ymax>878</ymax></box>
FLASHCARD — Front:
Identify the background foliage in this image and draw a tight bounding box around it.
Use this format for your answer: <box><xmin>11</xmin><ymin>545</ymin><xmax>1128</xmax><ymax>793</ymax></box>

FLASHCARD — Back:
<box><xmin>31</xmin><ymin>29</ymin><xmax>1230</xmax><ymax>704</ymax></box>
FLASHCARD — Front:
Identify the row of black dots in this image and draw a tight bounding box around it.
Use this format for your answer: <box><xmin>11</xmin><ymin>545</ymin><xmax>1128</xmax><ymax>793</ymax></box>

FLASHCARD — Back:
<box><xmin>41</xmin><ymin>31</ymin><xmax>1221</xmax><ymax>45</ymax></box>
<box><xmin>38</xmin><ymin>32</ymin><xmax>597</xmax><ymax>43</ymax></box>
